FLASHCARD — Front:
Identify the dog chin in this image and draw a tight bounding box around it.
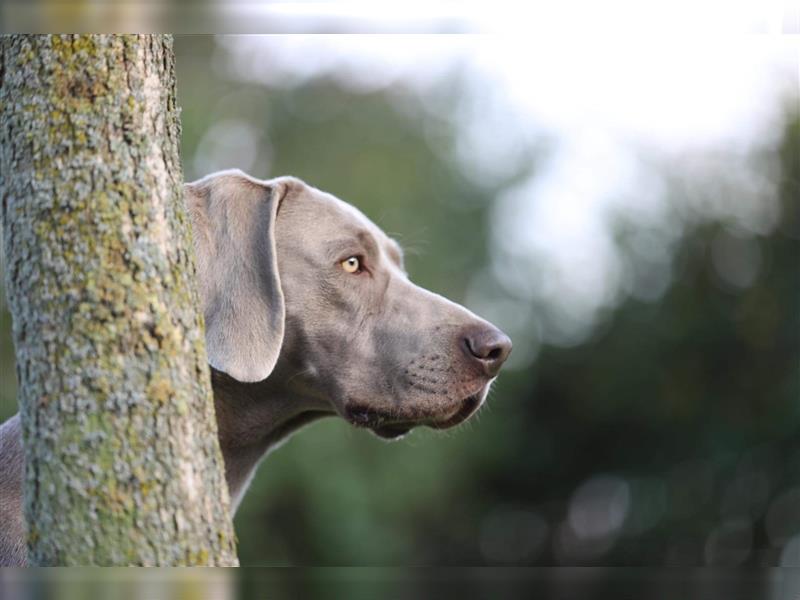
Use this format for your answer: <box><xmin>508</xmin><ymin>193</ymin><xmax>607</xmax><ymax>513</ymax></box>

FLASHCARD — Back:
<box><xmin>371</xmin><ymin>424</ymin><xmax>413</xmax><ymax>440</ymax></box>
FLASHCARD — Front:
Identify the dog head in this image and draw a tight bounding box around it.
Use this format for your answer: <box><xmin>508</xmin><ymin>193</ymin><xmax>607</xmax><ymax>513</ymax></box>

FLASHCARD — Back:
<box><xmin>186</xmin><ymin>170</ymin><xmax>511</xmax><ymax>439</ymax></box>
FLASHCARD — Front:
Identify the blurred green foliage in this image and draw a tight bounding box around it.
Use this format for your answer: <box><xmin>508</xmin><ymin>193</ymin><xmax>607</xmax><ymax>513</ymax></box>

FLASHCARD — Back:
<box><xmin>0</xmin><ymin>37</ymin><xmax>795</xmax><ymax>569</ymax></box>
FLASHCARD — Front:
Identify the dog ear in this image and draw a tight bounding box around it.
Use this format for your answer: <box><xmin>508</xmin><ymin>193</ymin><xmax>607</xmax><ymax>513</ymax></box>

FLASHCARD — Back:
<box><xmin>185</xmin><ymin>170</ymin><xmax>297</xmax><ymax>382</ymax></box>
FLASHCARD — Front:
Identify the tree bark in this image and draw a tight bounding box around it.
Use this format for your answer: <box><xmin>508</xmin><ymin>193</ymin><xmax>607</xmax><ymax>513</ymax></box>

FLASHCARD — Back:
<box><xmin>0</xmin><ymin>35</ymin><xmax>238</xmax><ymax>566</ymax></box>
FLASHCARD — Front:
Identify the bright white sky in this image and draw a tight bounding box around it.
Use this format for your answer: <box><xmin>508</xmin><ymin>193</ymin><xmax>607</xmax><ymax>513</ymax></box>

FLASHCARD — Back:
<box><xmin>218</xmin><ymin>13</ymin><xmax>798</xmax><ymax>364</ymax></box>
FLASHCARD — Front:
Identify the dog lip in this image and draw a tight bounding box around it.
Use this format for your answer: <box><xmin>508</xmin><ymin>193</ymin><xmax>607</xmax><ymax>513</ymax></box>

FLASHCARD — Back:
<box><xmin>346</xmin><ymin>407</ymin><xmax>375</xmax><ymax>426</ymax></box>
<box><xmin>344</xmin><ymin>406</ymin><xmax>414</xmax><ymax>440</ymax></box>
<box><xmin>429</xmin><ymin>392</ymin><xmax>483</xmax><ymax>430</ymax></box>
<box><xmin>345</xmin><ymin>386</ymin><xmax>486</xmax><ymax>436</ymax></box>
<box><xmin>344</xmin><ymin>406</ymin><xmax>410</xmax><ymax>429</ymax></box>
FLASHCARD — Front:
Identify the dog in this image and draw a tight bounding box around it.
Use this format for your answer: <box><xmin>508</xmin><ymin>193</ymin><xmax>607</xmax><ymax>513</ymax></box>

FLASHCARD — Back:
<box><xmin>0</xmin><ymin>170</ymin><xmax>511</xmax><ymax>565</ymax></box>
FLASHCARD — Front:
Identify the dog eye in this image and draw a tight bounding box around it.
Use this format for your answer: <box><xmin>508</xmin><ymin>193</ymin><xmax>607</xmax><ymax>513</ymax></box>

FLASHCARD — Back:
<box><xmin>341</xmin><ymin>256</ymin><xmax>361</xmax><ymax>274</ymax></box>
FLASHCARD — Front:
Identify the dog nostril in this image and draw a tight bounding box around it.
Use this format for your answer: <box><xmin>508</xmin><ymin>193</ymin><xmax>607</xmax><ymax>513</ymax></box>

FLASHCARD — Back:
<box><xmin>486</xmin><ymin>347</ymin><xmax>502</xmax><ymax>360</ymax></box>
<box><xmin>462</xmin><ymin>326</ymin><xmax>512</xmax><ymax>376</ymax></box>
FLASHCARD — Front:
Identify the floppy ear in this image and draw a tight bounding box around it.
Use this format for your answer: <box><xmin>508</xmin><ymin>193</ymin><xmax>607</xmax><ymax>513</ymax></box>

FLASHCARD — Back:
<box><xmin>185</xmin><ymin>170</ymin><xmax>296</xmax><ymax>383</ymax></box>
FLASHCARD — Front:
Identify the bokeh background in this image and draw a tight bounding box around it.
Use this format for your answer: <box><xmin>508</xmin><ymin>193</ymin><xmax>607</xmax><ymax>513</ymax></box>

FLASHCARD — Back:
<box><xmin>0</xmin><ymin>32</ymin><xmax>797</xmax><ymax>570</ymax></box>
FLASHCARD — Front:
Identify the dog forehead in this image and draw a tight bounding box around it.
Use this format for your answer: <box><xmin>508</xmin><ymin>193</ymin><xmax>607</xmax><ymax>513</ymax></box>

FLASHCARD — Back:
<box><xmin>294</xmin><ymin>185</ymin><xmax>391</xmax><ymax>246</ymax></box>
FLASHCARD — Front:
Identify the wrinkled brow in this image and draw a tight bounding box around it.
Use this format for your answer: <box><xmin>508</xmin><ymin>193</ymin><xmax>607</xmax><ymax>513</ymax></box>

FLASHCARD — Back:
<box><xmin>325</xmin><ymin>231</ymin><xmax>378</xmax><ymax>261</ymax></box>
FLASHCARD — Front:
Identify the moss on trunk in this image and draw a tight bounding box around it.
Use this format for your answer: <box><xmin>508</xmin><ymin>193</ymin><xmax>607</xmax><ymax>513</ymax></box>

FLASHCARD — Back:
<box><xmin>0</xmin><ymin>34</ymin><xmax>238</xmax><ymax>566</ymax></box>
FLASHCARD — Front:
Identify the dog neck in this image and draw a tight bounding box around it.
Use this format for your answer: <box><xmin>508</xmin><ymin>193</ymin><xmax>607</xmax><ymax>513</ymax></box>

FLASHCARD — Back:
<box><xmin>210</xmin><ymin>365</ymin><xmax>333</xmax><ymax>511</ymax></box>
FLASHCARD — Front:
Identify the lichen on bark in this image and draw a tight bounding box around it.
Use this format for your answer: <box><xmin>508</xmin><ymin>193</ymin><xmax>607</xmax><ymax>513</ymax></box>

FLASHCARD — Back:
<box><xmin>0</xmin><ymin>35</ymin><xmax>238</xmax><ymax>566</ymax></box>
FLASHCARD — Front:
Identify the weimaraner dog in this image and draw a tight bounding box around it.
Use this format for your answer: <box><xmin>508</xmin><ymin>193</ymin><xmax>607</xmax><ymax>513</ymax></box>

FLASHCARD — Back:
<box><xmin>0</xmin><ymin>170</ymin><xmax>511</xmax><ymax>565</ymax></box>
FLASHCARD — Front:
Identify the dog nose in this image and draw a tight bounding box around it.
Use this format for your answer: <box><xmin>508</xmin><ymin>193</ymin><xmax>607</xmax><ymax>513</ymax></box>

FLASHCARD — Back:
<box><xmin>463</xmin><ymin>325</ymin><xmax>512</xmax><ymax>377</ymax></box>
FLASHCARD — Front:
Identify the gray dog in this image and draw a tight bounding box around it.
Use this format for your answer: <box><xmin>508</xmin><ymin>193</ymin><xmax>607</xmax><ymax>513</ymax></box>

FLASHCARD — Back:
<box><xmin>0</xmin><ymin>170</ymin><xmax>511</xmax><ymax>565</ymax></box>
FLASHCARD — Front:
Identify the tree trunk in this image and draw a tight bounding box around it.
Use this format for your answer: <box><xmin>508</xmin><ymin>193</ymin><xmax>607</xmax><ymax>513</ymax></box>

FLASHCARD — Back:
<box><xmin>0</xmin><ymin>35</ymin><xmax>238</xmax><ymax>566</ymax></box>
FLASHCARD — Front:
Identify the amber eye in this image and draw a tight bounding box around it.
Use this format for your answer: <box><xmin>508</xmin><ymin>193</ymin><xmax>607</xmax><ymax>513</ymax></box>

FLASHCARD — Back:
<box><xmin>341</xmin><ymin>256</ymin><xmax>361</xmax><ymax>274</ymax></box>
